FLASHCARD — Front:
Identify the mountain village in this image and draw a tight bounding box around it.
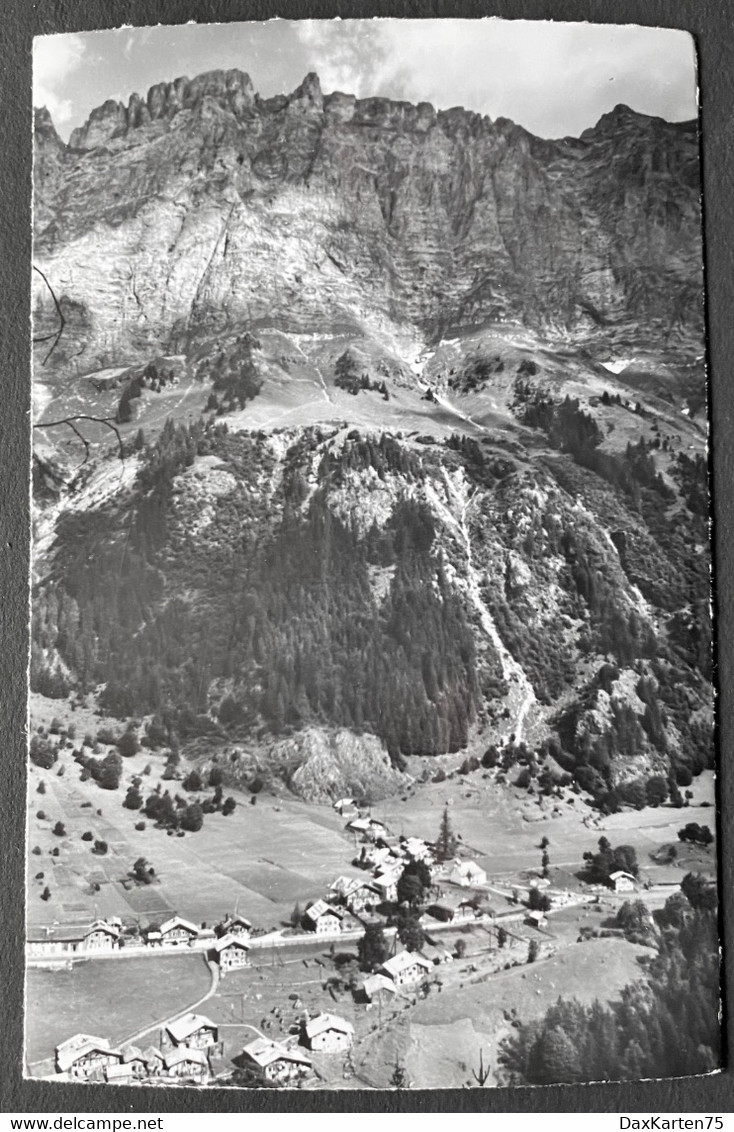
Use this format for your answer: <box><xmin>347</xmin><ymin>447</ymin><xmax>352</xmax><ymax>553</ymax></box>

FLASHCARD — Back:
<box><xmin>28</xmin><ymin>791</ymin><xmax>697</xmax><ymax>1089</ymax></box>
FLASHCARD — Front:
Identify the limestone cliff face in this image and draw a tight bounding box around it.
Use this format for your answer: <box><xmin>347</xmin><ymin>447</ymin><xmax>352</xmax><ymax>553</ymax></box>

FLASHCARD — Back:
<box><xmin>33</xmin><ymin>71</ymin><xmax>702</xmax><ymax>374</ymax></box>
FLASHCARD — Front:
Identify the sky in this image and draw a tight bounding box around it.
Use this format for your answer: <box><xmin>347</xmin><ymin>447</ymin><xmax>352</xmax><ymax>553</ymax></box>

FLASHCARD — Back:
<box><xmin>33</xmin><ymin>18</ymin><xmax>698</xmax><ymax>142</ymax></box>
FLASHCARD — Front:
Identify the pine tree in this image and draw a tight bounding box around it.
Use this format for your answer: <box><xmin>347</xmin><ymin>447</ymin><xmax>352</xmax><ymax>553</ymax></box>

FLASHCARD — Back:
<box><xmin>436</xmin><ymin>806</ymin><xmax>457</xmax><ymax>862</ymax></box>
<box><xmin>358</xmin><ymin>923</ymin><xmax>389</xmax><ymax>972</ymax></box>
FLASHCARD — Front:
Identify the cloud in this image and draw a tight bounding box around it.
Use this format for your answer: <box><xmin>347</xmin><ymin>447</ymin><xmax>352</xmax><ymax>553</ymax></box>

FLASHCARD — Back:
<box><xmin>294</xmin><ymin>19</ymin><xmax>696</xmax><ymax>137</ymax></box>
<box><xmin>33</xmin><ymin>34</ymin><xmax>87</xmax><ymax>125</ymax></box>
<box><xmin>294</xmin><ymin>20</ymin><xmax>389</xmax><ymax>99</ymax></box>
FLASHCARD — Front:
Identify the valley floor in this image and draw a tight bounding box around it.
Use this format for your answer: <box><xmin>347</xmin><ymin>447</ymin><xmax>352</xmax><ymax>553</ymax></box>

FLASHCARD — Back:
<box><xmin>25</xmin><ymin>694</ymin><xmax>717</xmax><ymax>1090</ymax></box>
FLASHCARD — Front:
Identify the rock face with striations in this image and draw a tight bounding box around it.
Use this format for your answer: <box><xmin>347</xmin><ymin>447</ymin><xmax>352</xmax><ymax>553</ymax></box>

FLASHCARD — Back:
<box><xmin>33</xmin><ymin>70</ymin><xmax>702</xmax><ymax>374</ymax></box>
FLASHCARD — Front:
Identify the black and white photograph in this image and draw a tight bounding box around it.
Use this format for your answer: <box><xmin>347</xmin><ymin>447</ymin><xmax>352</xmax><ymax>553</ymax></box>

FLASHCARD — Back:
<box><xmin>26</xmin><ymin>17</ymin><xmax>719</xmax><ymax>1093</ymax></box>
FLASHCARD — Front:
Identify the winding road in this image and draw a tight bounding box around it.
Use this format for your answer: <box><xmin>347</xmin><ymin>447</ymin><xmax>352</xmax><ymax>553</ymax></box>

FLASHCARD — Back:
<box><xmin>117</xmin><ymin>956</ymin><xmax>220</xmax><ymax>1050</ymax></box>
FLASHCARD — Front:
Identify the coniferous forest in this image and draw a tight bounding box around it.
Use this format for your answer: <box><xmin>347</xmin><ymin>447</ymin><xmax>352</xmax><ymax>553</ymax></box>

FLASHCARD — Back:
<box><xmin>31</xmin><ymin>409</ymin><xmax>712</xmax><ymax>797</ymax></box>
<box><xmin>498</xmin><ymin>884</ymin><xmax>719</xmax><ymax>1085</ymax></box>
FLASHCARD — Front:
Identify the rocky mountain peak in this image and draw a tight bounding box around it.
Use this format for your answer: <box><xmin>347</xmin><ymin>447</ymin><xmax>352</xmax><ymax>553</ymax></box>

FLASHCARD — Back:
<box><xmin>33</xmin><ymin>69</ymin><xmax>703</xmax><ymax>368</ymax></box>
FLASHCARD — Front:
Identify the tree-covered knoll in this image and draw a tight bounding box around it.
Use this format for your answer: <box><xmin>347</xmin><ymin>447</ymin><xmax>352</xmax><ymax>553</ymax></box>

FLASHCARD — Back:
<box><xmin>498</xmin><ymin>885</ymin><xmax>719</xmax><ymax>1085</ymax></box>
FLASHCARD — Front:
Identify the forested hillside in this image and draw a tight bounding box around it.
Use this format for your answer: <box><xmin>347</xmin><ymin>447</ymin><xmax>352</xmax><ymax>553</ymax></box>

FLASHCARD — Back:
<box><xmin>31</xmin><ymin>409</ymin><xmax>712</xmax><ymax>802</ymax></box>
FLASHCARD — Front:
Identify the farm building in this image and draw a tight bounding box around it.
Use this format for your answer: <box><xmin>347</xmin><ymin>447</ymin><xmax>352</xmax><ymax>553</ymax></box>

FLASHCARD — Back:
<box><xmin>157</xmin><ymin>915</ymin><xmax>200</xmax><ymax>947</ymax></box>
<box><xmin>240</xmin><ymin>1038</ymin><xmax>312</xmax><ymax>1084</ymax></box>
<box><xmin>302</xmin><ymin>1013</ymin><xmax>355</xmax><ymax>1053</ymax></box>
<box><xmin>83</xmin><ymin>918</ymin><xmax>121</xmax><ymax>951</ymax></box>
<box><xmin>329</xmin><ymin>875</ymin><xmax>357</xmax><ymax>899</ymax></box>
<box><xmin>360</xmin><ymin>973</ymin><xmax>397</xmax><ymax>1003</ymax></box>
<box><xmin>347</xmin><ymin>816</ymin><xmax>386</xmax><ymax>839</ymax></box>
<box><xmin>164</xmin><ymin>1012</ymin><xmax>219</xmax><ymax>1049</ymax></box>
<box><xmin>120</xmin><ymin>1046</ymin><xmax>149</xmax><ymax>1078</ymax></box>
<box><xmin>213</xmin><ymin>933</ymin><xmax>251</xmax><ymax>973</ymax></box>
<box><xmin>402</xmin><ymin>836</ymin><xmax>433</xmax><ymax>863</ymax></box>
<box><xmin>419</xmin><ymin>942</ymin><xmax>453</xmax><ymax>966</ymax></box>
<box><xmin>303</xmin><ymin>900</ymin><xmax>344</xmax><ymax>935</ymax></box>
<box><xmin>525</xmin><ymin>910</ymin><xmax>548</xmax><ymax>929</ymax></box>
<box><xmin>379</xmin><ymin>950</ymin><xmax>432</xmax><ymax>987</ymax></box>
<box><xmin>217</xmin><ymin>912</ymin><xmax>252</xmax><ymax>939</ymax></box>
<box><xmin>161</xmin><ymin>1046</ymin><xmax>210</xmax><ymax>1082</ymax></box>
<box><xmin>425</xmin><ymin>894</ymin><xmax>478</xmax><ymax>923</ymax></box>
<box><xmin>332</xmin><ymin>798</ymin><xmax>358</xmax><ymax>817</ymax></box>
<box><xmin>27</xmin><ymin>929</ymin><xmax>84</xmax><ymax>958</ymax></box>
<box><xmin>360</xmin><ymin>844</ymin><xmax>392</xmax><ymax>869</ymax></box>
<box><xmin>370</xmin><ymin>870</ymin><xmax>401</xmax><ymax>903</ymax></box>
<box><xmin>347</xmin><ymin>882</ymin><xmax>380</xmax><ymax>912</ymax></box>
<box><xmin>448</xmin><ymin>860</ymin><xmax>487</xmax><ymax>887</ymax></box>
<box><xmin>55</xmin><ymin>1034</ymin><xmax>123</xmax><ymax>1080</ymax></box>
<box><xmin>141</xmin><ymin>1046</ymin><xmax>164</xmax><ymax>1075</ymax></box>
<box><xmin>328</xmin><ymin>876</ymin><xmax>378</xmax><ymax>911</ymax></box>
<box><xmin>609</xmin><ymin>871</ymin><xmax>636</xmax><ymax>893</ymax></box>
<box><xmin>104</xmin><ymin>1064</ymin><xmax>138</xmax><ymax>1084</ymax></box>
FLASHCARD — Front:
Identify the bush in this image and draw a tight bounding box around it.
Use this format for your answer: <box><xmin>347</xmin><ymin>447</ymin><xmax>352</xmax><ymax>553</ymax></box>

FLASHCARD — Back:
<box><xmin>134</xmin><ymin>821</ymin><xmax>146</xmax><ymax>831</ymax></box>
<box><xmin>180</xmin><ymin>803</ymin><xmax>204</xmax><ymax>832</ymax></box>
<box><xmin>678</xmin><ymin>823</ymin><xmax>713</xmax><ymax>846</ymax></box>
<box><xmin>222</xmin><ymin>796</ymin><xmax>237</xmax><ymax>816</ymax></box>
<box><xmin>52</xmin><ymin>820</ymin><xmax>65</xmax><ymax>836</ymax></box>
<box><xmin>36</xmin><ymin>781</ymin><xmax>46</xmax><ymax>794</ymax></box>
<box><xmin>36</xmin><ymin>810</ymin><xmax>47</xmax><ymax>821</ymax></box>
<box><xmin>29</xmin><ymin>736</ymin><xmax>57</xmax><ymax>770</ymax></box>
<box><xmin>32</xmin><ymin>845</ymin><xmax>42</xmax><ymax>855</ymax></box>
<box><xmin>117</xmin><ymin>730</ymin><xmax>140</xmax><ymax>758</ymax></box>
<box><xmin>93</xmin><ymin>840</ymin><xmax>108</xmax><ymax>855</ymax></box>
<box><xmin>182</xmin><ymin>770</ymin><xmax>203</xmax><ymax>792</ymax></box>
<box><xmin>123</xmin><ymin>786</ymin><xmax>143</xmax><ymax>810</ymax></box>
<box><xmin>528</xmin><ymin>888</ymin><xmax>551</xmax><ymax>912</ymax></box>
<box><xmin>41</xmin><ymin>886</ymin><xmax>51</xmax><ymax>901</ymax></box>
<box><xmin>81</xmin><ymin>831</ymin><xmax>93</xmax><ymax>841</ymax></box>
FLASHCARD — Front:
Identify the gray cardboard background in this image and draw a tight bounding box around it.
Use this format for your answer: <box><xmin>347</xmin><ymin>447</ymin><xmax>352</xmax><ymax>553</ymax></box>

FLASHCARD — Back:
<box><xmin>2</xmin><ymin>0</ymin><xmax>732</xmax><ymax>1113</ymax></box>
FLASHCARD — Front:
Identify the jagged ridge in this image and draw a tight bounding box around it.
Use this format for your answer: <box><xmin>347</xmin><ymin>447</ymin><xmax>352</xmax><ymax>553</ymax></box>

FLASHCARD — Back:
<box><xmin>33</xmin><ymin>70</ymin><xmax>702</xmax><ymax>373</ymax></box>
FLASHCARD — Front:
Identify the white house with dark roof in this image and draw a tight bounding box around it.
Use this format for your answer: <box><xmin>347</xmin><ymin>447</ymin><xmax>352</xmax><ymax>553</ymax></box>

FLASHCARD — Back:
<box><xmin>240</xmin><ymin>1038</ymin><xmax>312</xmax><ymax>1084</ymax></box>
<box><xmin>164</xmin><ymin>1012</ymin><xmax>218</xmax><ymax>1049</ymax></box>
<box><xmin>361</xmin><ymin>973</ymin><xmax>397</xmax><ymax>1002</ymax></box>
<box><xmin>55</xmin><ymin>1035</ymin><xmax>123</xmax><ymax>1080</ymax></box>
<box><xmin>448</xmin><ymin>860</ymin><xmax>487</xmax><ymax>887</ymax></box>
<box><xmin>213</xmin><ymin>932</ymin><xmax>251</xmax><ymax>973</ymax></box>
<box><xmin>83</xmin><ymin>918</ymin><xmax>121</xmax><ymax>952</ymax></box>
<box><xmin>333</xmin><ymin>798</ymin><xmax>358</xmax><ymax>817</ymax></box>
<box><xmin>348</xmin><ymin>816</ymin><xmax>386</xmax><ymax>840</ymax></box>
<box><xmin>372</xmin><ymin>863</ymin><xmax>404</xmax><ymax>902</ymax></box>
<box><xmin>402</xmin><ymin>836</ymin><xmax>433</xmax><ymax>863</ymax></box>
<box><xmin>157</xmin><ymin>915</ymin><xmax>200</xmax><ymax>947</ymax></box>
<box><xmin>379</xmin><ymin>950</ymin><xmax>432</xmax><ymax>987</ymax></box>
<box><xmin>302</xmin><ymin>1013</ymin><xmax>355</xmax><ymax>1053</ymax></box>
<box><xmin>217</xmin><ymin>912</ymin><xmax>252</xmax><ymax>939</ymax></box>
<box><xmin>303</xmin><ymin>900</ymin><xmax>344</xmax><ymax>935</ymax></box>
<box><xmin>329</xmin><ymin>876</ymin><xmax>378</xmax><ymax>912</ymax></box>
<box><xmin>161</xmin><ymin>1046</ymin><xmax>209</xmax><ymax>1081</ymax></box>
<box><xmin>609</xmin><ymin>870</ymin><xmax>636</xmax><ymax>893</ymax></box>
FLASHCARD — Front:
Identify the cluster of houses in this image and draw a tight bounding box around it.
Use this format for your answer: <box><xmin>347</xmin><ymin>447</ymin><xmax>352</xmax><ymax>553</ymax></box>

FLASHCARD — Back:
<box><xmin>45</xmin><ymin>804</ymin><xmax>586</xmax><ymax>1088</ymax></box>
<box><xmin>327</xmin><ymin>805</ymin><xmax>490</xmax><ymax>925</ymax></box>
<box><xmin>55</xmin><ymin>1012</ymin><xmax>219</xmax><ymax>1085</ymax></box>
<box><xmin>55</xmin><ymin>1007</ymin><xmax>360</xmax><ymax>1087</ymax></box>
